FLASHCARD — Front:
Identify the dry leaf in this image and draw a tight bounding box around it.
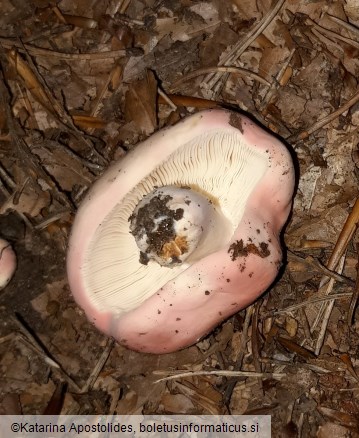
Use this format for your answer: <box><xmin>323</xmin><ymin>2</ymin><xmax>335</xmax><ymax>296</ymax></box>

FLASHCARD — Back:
<box><xmin>124</xmin><ymin>70</ymin><xmax>157</xmax><ymax>135</ymax></box>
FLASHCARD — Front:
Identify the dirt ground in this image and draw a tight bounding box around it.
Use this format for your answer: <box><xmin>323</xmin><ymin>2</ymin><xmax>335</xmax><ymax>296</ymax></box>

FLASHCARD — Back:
<box><xmin>0</xmin><ymin>0</ymin><xmax>358</xmax><ymax>436</ymax></box>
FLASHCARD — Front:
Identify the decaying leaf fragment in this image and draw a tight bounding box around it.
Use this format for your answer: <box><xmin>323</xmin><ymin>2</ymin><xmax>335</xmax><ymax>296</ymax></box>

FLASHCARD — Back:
<box><xmin>7</xmin><ymin>49</ymin><xmax>57</xmax><ymax>116</ymax></box>
<box><xmin>124</xmin><ymin>70</ymin><xmax>157</xmax><ymax>135</ymax></box>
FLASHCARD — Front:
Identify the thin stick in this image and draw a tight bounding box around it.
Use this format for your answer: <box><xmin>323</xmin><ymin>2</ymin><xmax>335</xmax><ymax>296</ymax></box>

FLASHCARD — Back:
<box><xmin>204</xmin><ymin>0</ymin><xmax>286</xmax><ymax>91</ymax></box>
<box><xmin>262</xmin><ymin>292</ymin><xmax>352</xmax><ymax>318</ymax></box>
<box><xmin>288</xmin><ymin>90</ymin><xmax>359</xmax><ymax>142</ymax></box>
<box><xmin>120</xmin><ymin>0</ymin><xmax>132</xmax><ymax>14</ymax></box>
<box><xmin>306</xmin><ymin>16</ymin><xmax>359</xmax><ymax>50</ymax></box>
<box><xmin>314</xmin><ymin>255</ymin><xmax>345</xmax><ymax>355</ymax></box>
<box><xmin>171</xmin><ymin>66</ymin><xmax>270</xmax><ymax>92</ymax></box>
<box><xmin>0</xmin><ymin>38</ymin><xmax>128</xmax><ymax>60</ymax></box>
<box><xmin>326</xmin><ymin>13</ymin><xmax>359</xmax><ymax>39</ymax></box>
<box><xmin>79</xmin><ymin>338</ymin><xmax>115</xmax><ymax>393</ymax></box>
<box><xmin>157</xmin><ymin>88</ymin><xmax>177</xmax><ymax>111</ymax></box>
<box><xmin>348</xmin><ymin>243</ymin><xmax>359</xmax><ymax>325</ymax></box>
<box><xmin>12</xmin><ymin>315</ymin><xmax>82</xmax><ymax>392</ymax></box>
<box><xmin>153</xmin><ymin>370</ymin><xmax>285</xmax><ymax>384</ymax></box>
<box><xmin>287</xmin><ymin>252</ymin><xmax>355</xmax><ymax>286</ymax></box>
<box><xmin>223</xmin><ymin>306</ymin><xmax>253</xmax><ymax>406</ymax></box>
<box><xmin>311</xmin><ymin>199</ymin><xmax>359</xmax><ymax>331</ymax></box>
<box><xmin>260</xmin><ymin>48</ymin><xmax>296</xmax><ymax>111</ymax></box>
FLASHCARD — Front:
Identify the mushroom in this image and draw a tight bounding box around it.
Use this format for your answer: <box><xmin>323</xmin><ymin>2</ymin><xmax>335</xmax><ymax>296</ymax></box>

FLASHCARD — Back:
<box><xmin>0</xmin><ymin>238</ymin><xmax>16</xmax><ymax>290</ymax></box>
<box><xmin>67</xmin><ymin>109</ymin><xmax>295</xmax><ymax>354</ymax></box>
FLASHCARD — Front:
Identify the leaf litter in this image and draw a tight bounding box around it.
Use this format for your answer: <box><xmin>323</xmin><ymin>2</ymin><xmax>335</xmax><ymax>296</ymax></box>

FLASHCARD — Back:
<box><xmin>0</xmin><ymin>0</ymin><xmax>358</xmax><ymax>435</ymax></box>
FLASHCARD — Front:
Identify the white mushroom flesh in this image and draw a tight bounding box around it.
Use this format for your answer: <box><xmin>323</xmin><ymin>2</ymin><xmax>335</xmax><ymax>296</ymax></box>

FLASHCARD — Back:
<box><xmin>129</xmin><ymin>186</ymin><xmax>233</xmax><ymax>267</ymax></box>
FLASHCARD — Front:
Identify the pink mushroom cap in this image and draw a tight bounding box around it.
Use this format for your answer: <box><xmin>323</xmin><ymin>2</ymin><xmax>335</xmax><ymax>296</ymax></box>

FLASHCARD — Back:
<box><xmin>0</xmin><ymin>238</ymin><xmax>16</xmax><ymax>290</ymax></box>
<box><xmin>67</xmin><ymin>110</ymin><xmax>295</xmax><ymax>353</ymax></box>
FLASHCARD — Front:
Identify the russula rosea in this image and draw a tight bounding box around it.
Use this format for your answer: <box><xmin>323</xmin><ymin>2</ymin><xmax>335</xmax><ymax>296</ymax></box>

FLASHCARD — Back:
<box><xmin>67</xmin><ymin>109</ymin><xmax>294</xmax><ymax>354</ymax></box>
<box><xmin>0</xmin><ymin>238</ymin><xmax>16</xmax><ymax>290</ymax></box>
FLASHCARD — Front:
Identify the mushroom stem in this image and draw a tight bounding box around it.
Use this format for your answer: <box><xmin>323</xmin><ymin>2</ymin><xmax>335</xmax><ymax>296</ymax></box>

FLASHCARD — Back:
<box><xmin>130</xmin><ymin>186</ymin><xmax>232</xmax><ymax>267</ymax></box>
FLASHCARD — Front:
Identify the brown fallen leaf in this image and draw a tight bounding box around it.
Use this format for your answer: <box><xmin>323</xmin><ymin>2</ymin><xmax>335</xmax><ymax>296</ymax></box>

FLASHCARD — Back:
<box><xmin>43</xmin><ymin>382</ymin><xmax>67</xmax><ymax>415</ymax></box>
<box><xmin>277</xmin><ymin>336</ymin><xmax>317</xmax><ymax>360</ymax></box>
<box><xmin>124</xmin><ymin>70</ymin><xmax>157</xmax><ymax>135</ymax></box>
<box><xmin>72</xmin><ymin>115</ymin><xmax>107</xmax><ymax>130</ymax></box>
<box><xmin>317</xmin><ymin>406</ymin><xmax>359</xmax><ymax>430</ymax></box>
<box><xmin>7</xmin><ymin>49</ymin><xmax>56</xmax><ymax>116</ymax></box>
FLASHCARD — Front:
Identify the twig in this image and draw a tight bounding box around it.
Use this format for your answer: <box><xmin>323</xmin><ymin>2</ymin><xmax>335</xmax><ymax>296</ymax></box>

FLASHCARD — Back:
<box><xmin>157</xmin><ymin>88</ymin><xmax>177</xmax><ymax>111</ymax></box>
<box><xmin>0</xmin><ymin>38</ymin><xmax>129</xmax><ymax>60</ymax></box>
<box><xmin>252</xmin><ymin>302</ymin><xmax>262</xmax><ymax>373</ymax></box>
<box><xmin>260</xmin><ymin>48</ymin><xmax>296</xmax><ymax>112</ymax></box>
<box><xmin>325</xmin><ymin>13</ymin><xmax>359</xmax><ymax>39</ymax></box>
<box><xmin>153</xmin><ymin>369</ymin><xmax>285</xmax><ymax>384</ymax></box>
<box><xmin>287</xmin><ymin>251</ymin><xmax>355</xmax><ymax>287</ymax></box>
<box><xmin>171</xmin><ymin>66</ymin><xmax>270</xmax><ymax>92</ymax></box>
<box><xmin>262</xmin><ymin>292</ymin><xmax>352</xmax><ymax>318</ymax></box>
<box><xmin>311</xmin><ymin>199</ymin><xmax>359</xmax><ymax>331</ymax></box>
<box><xmin>306</xmin><ymin>16</ymin><xmax>359</xmax><ymax>50</ymax></box>
<box><xmin>251</xmin><ymin>301</ymin><xmax>263</xmax><ymax>396</ymax></box>
<box><xmin>12</xmin><ymin>314</ymin><xmax>82</xmax><ymax>392</ymax></box>
<box><xmin>348</xmin><ymin>243</ymin><xmax>359</xmax><ymax>325</ymax></box>
<box><xmin>90</xmin><ymin>64</ymin><xmax>122</xmax><ymax>118</ymax></box>
<box><xmin>0</xmin><ymin>65</ymin><xmax>73</xmax><ymax>209</ymax></box>
<box><xmin>313</xmin><ymin>255</ymin><xmax>345</xmax><ymax>355</ymax></box>
<box><xmin>0</xmin><ymin>162</ymin><xmax>16</xmax><ymax>189</ymax></box>
<box><xmin>120</xmin><ymin>0</ymin><xmax>132</xmax><ymax>14</ymax></box>
<box><xmin>288</xmin><ymin>90</ymin><xmax>359</xmax><ymax>143</ymax></box>
<box><xmin>158</xmin><ymin>94</ymin><xmax>220</xmax><ymax>109</ymax></box>
<box><xmin>203</xmin><ymin>0</ymin><xmax>286</xmax><ymax>92</ymax></box>
<box><xmin>223</xmin><ymin>306</ymin><xmax>253</xmax><ymax>406</ymax></box>
<box><xmin>10</xmin><ymin>45</ymin><xmax>106</xmax><ymax>169</ymax></box>
<box><xmin>12</xmin><ymin>313</ymin><xmax>115</xmax><ymax>394</ymax></box>
<box><xmin>34</xmin><ymin>210</ymin><xmax>71</xmax><ymax>230</ymax></box>
<box><xmin>79</xmin><ymin>338</ymin><xmax>115</xmax><ymax>393</ymax></box>
<box><xmin>310</xmin><ymin>28</ymin><xmax>344</xmax><ymax>54</ymax></box>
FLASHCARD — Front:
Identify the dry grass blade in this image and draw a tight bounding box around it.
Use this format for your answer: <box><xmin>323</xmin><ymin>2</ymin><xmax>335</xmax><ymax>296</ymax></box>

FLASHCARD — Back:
<box><xmin>157</xmin><ymin>88</ymin><xmax>177</xmax><ymax>110</ymax></box>
<box><xmin>90</xmin><ymin>64</ymin><xmax>123</xmax><ymax>118</ymax></box>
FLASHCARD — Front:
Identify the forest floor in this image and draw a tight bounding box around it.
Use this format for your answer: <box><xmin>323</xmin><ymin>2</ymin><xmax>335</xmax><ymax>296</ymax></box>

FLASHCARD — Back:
<box><xmin>0</xmin><ymin>0</ymin><xmax>358</xmax><ymax>436</ymax></box>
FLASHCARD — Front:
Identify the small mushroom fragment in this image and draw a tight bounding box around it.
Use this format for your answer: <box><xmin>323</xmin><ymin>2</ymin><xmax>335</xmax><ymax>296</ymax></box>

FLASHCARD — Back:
<box><xmin>67</xmin><ymin>110</ymin><xmax>295</xmax><ymax>353</ymax></box>
<box><xmin>0</xmin><ymin>238</ymin><xmax>16</xmax><ymax>290</ymax></box>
